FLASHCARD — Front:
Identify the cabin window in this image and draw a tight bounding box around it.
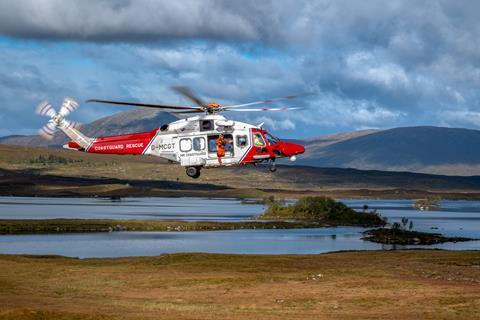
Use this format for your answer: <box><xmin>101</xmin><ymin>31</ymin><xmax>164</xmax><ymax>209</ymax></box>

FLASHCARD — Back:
<box><xmin>253</xmin><ymin>133</ymin><xmax>266</xmax><ymax>147</ymax></box>
<box><xmin>193</xmin><ymin>137</ymin><xmax>206</xmax><ymax>151</ymax></box>
<box><xmin>179</xmin><ymin>138</ymin><xmax>192</xmax><ymax>152</ymax></box>
<box><xmin>236</xmin><ymin>135</ymin><xmax>248</xmax><ymax>148</ymax></box>
<box><xmin>208</xmin><ymin>134</ymin><xmax>234</xmax><ymax>153</ymax></box>
<box><xmin>200</xmin><ymin>120</ymin><xmax>213</xmax><ymax>131</ymax></box>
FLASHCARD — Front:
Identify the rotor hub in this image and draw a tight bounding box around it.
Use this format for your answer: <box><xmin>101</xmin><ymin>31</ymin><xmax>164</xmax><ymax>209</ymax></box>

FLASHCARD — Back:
<box><xmin>52</xmin><ymin>113</ymin><xmax>63</xmax><ymax>124</ymax></box>
<box><xmin>205</xmin><ymin>102</ymin><xmax>222</xmax><ymax>114</ymax></box>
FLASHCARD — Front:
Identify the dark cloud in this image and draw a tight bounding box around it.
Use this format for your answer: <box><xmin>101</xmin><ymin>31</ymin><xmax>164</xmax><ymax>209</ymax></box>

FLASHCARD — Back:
<box><xmin>0</xmin><ymin>0</ymin><xmax>259</xmax><ymax>42</ymax></box>
<box><xmin>0</xmin><ymin>1</ymin><xmax>473</xmax><ymax>48</ymax></box>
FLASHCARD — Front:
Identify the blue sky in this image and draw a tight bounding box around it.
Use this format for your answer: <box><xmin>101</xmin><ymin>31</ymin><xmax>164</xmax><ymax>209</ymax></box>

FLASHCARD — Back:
<box><xmin>0</xmin><ymin>0</ymin><xmax>479</xmax><ymax>139</ymax></box>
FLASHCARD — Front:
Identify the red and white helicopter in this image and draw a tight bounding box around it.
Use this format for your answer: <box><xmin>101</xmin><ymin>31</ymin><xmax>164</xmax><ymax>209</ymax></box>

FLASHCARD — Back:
<box><xmin>36</xmin><ymin>87</ymin><xmax>306</xmax><ymax>178</ymax></box>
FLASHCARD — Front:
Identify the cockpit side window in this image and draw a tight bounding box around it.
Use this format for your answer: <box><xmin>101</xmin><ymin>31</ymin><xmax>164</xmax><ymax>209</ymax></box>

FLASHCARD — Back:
<box><xmin>265</xmin><ymin>132</ymin><xmax>279</xmax><ymax>145</ymax></box>
<box><xmin>253</xmin><ymin>133</ymin><xmax>266</xmax><ymax>147</ymax></box>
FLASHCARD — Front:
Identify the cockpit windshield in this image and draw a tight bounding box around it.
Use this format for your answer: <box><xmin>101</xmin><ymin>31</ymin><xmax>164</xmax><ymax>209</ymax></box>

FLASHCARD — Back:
<box><xmin>264</xmin><ymin>132</ymin><xmax>279</xmax><ymax>145</ymax></box>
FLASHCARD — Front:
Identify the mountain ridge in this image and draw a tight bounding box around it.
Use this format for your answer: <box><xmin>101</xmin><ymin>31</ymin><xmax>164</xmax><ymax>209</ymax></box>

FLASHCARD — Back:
<box><xmin>299</xmin><ymin>125</ymin><xmax>480</xmax><ymax>175</ymax></box>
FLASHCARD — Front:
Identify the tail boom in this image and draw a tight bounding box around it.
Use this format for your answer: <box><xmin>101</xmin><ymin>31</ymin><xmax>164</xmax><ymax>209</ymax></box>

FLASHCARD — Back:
<box><xmin>84</xmin><ymin>129</ymin><xmax>158</xmax><ymax>155</ymax></box>
<box><xmin>56</xmin><ymin>119</ymin><xmax>92</xmax><ymax>150</ymax></box>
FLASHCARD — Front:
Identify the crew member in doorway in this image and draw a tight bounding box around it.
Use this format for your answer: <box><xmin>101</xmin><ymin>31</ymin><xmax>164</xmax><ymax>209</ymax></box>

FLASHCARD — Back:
<box><xmin>216</xmin><ymin>134</ymin><xmax>231</xmax><ymax>164</ymax></box>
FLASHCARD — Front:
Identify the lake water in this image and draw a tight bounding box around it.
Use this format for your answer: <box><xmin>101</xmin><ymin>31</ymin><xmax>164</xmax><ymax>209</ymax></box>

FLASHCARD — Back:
<box><xmin>0</xmin><ymin>197</ymin><xmax>264</xmax><ymax>221</ymax></box>
<box><xmin>0</xmin><ymin>197</ymin><xmax>479</xmax><ymax>258</ymax></box>
<box><xmin>344</xmin><ymin>200</ymin><xmax>480</xmax><ymax>238</ymax></box>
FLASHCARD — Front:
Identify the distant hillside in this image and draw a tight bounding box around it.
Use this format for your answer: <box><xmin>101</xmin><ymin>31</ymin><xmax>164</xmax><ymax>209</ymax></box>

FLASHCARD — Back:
<box><xmin>303</xmin><ymin>129</ymin><xmax>379</xmax><ymax>155</ymax></box>
<box><xmin>299</xmin><ymin>126</ymin><xmax>480</xmax><ymax>176</ymax></box>
<box><xmin>3</xmin><ymin>110</ymin><xmax>480</xmax><ymax>176</ymax></box>
<box><xmin>0</xmin><ymin>109</ymin><xmax>177</xmax><ymax>147</ymax></box>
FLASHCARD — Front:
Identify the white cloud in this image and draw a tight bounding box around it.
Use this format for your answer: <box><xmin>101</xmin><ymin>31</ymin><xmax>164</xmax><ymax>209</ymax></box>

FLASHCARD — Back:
<box><xmin>251</xmin><ymin>116</ymin><xmax>296</xmax><ymax>131</ymax></box>
<box><xmin>345</xmin><ymin>51</ymin><xmax>410</xmax><ymax>90</ymax></box>
<box><xmin>294</xmin><ymin>93</ymin><xmax>405</xmax><ymax>129</ymax></box>
<box><xmin>438</xmin><ymin>110</ymin><xmax>480</xmax><ymax>128</ymax></box>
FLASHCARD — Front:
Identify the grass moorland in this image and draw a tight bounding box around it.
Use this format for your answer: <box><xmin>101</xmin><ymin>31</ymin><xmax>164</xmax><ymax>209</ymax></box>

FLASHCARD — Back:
<box><xmin>2</xmin><ymin>144</ymin><xmax>480</xmax><ymax>199</ymax></box>
<box><xmin>0</xmin><ymin>251</ymin><xmax>479</xmax><ymax>319</ymax></box>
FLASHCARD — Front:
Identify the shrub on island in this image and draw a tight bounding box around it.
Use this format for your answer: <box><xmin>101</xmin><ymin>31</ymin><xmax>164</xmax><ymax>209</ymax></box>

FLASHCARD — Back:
<box><xmin>260</xmin><ymin>196</ymin><xmax>386</xmax><ymax>227</ymax></box>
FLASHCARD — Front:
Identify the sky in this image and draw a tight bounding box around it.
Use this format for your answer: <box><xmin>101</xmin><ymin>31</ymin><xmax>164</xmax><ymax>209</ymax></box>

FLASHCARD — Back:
<box><xmin>0</xmin><ymin>0</ymin><xmax>479</xmax><ymax>139</ymax></box>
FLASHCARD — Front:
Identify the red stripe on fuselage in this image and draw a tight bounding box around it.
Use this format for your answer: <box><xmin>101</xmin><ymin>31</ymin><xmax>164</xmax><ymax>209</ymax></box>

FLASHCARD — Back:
<box><xmin>87</xmin><ymin>128</ymin><xmax>158</xmax><ymax>155</ymax></box>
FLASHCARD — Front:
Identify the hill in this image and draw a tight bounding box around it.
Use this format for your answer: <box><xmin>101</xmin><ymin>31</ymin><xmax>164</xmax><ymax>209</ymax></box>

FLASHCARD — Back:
<box><xmin>0</xmin><ymin>109</ymin><xmax>177</xmax><ymax>147</ymax></box>
<box><xmin>300</xmin><ymin>126</ymin><xmax>480</xmax><ymax>176</ymax></box>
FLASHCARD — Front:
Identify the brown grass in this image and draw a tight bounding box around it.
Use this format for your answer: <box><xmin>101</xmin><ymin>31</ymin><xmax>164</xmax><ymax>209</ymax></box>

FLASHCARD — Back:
<box><xmin>0</xmin><ymin>219</ymin><xmax>318</xmax><ymax>234</ymax></box>
<box><xmin>0</xmin><ymin>251</ymin><xmax>479</xmax><ymax>319</ymax></box>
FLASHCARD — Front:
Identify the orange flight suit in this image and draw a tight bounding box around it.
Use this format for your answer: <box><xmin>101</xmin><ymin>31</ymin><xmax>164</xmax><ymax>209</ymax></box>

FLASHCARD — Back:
<box><xmin>216</xmin><ymin>136</ymin><xmax>226</xmax><ymax>164</ymax></box>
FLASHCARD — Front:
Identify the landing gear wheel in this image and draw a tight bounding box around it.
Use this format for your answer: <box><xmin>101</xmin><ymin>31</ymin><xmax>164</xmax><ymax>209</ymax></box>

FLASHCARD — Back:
<box><xmin>186</xmin><ymin>166</ymin><xmax>201</xmax><ymax>179</ymax></box>
<box><xmin>269</xmin><ymin>161</ymin><xmax>277</xmax><ymax>172</ymax></box>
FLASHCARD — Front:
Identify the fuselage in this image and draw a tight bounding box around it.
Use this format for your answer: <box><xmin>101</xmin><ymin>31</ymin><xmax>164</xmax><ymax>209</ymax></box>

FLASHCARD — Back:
<box><xmin>65</xmin><ymin>114</ymin><xmax>305</xmax><ymax>169</ymax></box>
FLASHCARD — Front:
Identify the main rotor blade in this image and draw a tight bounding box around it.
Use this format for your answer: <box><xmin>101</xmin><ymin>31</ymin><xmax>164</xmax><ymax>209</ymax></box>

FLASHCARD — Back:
<box><xmin>225</xmin><ymin>93</ymin><xmax>311</xmax><ymax>108</ymax></box>
<box><xmin>171</xmin><ymin>110</ymin><xmax>205</xmax><ymax>114</ymax></box>
<box><xmin>225</xmin><ymin>106</ymin><xmax>305</xmax><ymax>112</ymax></box>
<box><xmin>86</xmin><ymin>99</ymin><xmax>200</xmax><ymax>111</ymax></box>
<box><xmin>172</xmin><ymin>86</ymin><xmax>206</xmax><ymax>108</ymax></box>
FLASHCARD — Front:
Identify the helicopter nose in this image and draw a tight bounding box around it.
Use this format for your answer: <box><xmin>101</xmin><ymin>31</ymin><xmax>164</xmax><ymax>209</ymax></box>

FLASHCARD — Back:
<box><xmin>291</xmin><ymin>143</ymin><xmax>305</xmax><ymax>155</ymax></box>
<box><xmin>281</xmin><ymin>142</ymin><xmax>305</xmax><ymax>156</ymax></box>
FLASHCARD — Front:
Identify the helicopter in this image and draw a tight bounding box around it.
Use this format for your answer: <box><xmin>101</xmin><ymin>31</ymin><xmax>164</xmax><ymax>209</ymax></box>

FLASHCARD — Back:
<box><xmin>36</xmin><ymin>86</ymin><xmax>306</xmax><ymax>178</ymax></box>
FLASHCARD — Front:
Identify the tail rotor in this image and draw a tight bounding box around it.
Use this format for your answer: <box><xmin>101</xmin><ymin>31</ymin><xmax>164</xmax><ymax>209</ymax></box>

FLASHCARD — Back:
<box><xmin>38</xmin><ymin>119</ymin><xmax>57</xmax><ymax>140</ymax></box>
<box><xmin>36</xmin><ymin>97</ymin><xmax>81</xmax><ymax>140</ymax></box>
<box><xmin>36</xmin><ymin>101</ymin><xmax>56</xmax><ymax>118</ymax></box>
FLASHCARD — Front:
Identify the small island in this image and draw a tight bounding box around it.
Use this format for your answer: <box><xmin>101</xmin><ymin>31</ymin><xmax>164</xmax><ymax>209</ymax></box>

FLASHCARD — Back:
<box><xmin>259</xmin><ymin>196</ymin><xmax>386</xmax><ymax>227</ymax></box>
<box><xmin>361</xmin><ymin>215</ymin><xmax>475</xmax><ymax>245</ymax></box>
<box><xmin>363</xmin><ymin>228</ymin><xmax>473</xmax><ymax>245</ymax></box>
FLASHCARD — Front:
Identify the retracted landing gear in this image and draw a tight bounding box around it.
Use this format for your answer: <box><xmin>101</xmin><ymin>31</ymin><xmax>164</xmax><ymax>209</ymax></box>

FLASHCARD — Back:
<box><xmin>186</xmin><ymin>166</ymin><xmax>201</xmax><ymax>179</ymax></box>
<box><xmin>269</xmin><ymin>159</ymin><xmax>277</xmax><ymax>172</ymax></box>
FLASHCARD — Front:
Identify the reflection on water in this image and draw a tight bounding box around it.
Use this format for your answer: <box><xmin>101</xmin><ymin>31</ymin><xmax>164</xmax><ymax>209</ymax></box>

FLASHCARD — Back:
<box><xmin>0</xmin><ymin>197</ymin><xmax>479</xmax><ymax>258</ymax></box>
<box><xmin>0</xmin><ymin>228</ymin><xmax>384</xmax><ymax>258</ymax></box>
